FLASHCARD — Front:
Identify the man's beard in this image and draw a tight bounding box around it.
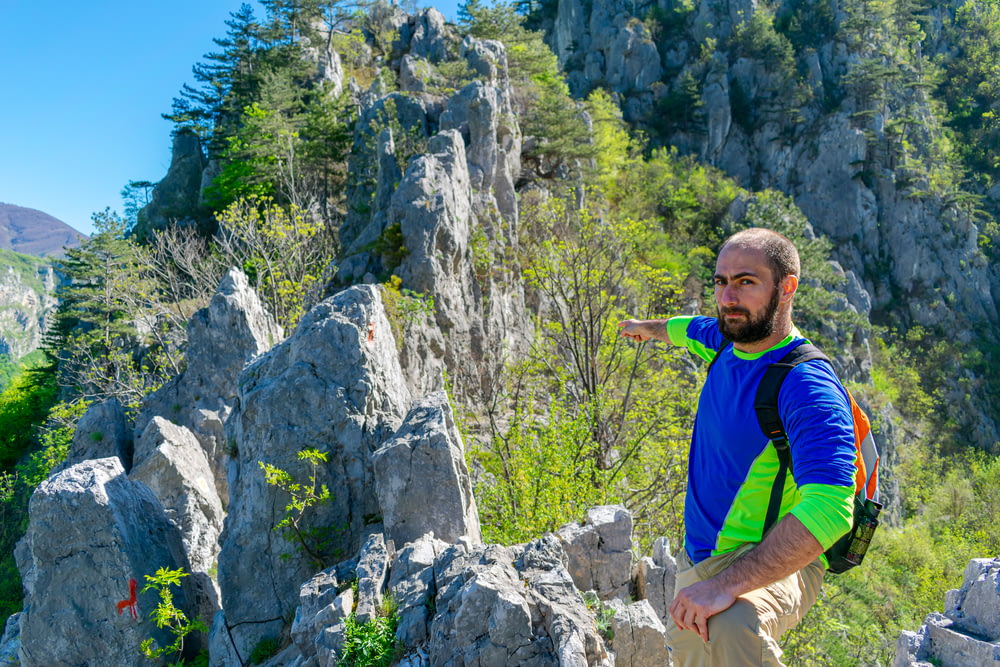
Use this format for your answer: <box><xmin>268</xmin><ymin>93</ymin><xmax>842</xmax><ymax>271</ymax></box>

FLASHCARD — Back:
<box><xmin>717</xmin><ymin>287</ymin><xmax>781</xmax><ymax>343</ymax></box>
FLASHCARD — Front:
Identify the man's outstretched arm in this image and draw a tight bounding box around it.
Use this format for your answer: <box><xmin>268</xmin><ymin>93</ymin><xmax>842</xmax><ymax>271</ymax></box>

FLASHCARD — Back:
<box><xmin>668</xmin><ymin>513</ymin><xmax>824</xmax><ymax>642</ymax></box>
<box><xmin>618</xmin><ymin>318</ymin><xmax>670</xmax><ymax>343</ymax></box>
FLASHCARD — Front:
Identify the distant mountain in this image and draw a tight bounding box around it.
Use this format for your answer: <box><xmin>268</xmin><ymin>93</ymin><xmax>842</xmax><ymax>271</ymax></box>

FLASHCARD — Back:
<box><xmin>0</xmin><ymin>203</ymin><xmax>85</xmax><ymax>257</ymax></box>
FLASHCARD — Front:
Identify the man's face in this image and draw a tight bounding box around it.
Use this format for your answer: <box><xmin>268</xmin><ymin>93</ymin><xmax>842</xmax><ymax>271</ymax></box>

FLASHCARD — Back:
<box><xmin>713</xmin><ymin>246</ymin><xmax>783</xmax><ymax>344</ymax></box>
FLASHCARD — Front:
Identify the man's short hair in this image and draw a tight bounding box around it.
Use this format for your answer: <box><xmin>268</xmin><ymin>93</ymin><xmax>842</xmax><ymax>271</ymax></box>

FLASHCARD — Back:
<box><xmin>720</xmin><ymin>227</ymin><xmax>800</xmax><ymax>283</ymax></box>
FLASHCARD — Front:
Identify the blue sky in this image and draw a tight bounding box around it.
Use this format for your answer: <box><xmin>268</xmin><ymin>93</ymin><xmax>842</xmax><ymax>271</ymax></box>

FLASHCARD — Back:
<box><xmin>0</xmin><ymin>0</ymin><xmax>460</xmax><ymax>236</ymax></box>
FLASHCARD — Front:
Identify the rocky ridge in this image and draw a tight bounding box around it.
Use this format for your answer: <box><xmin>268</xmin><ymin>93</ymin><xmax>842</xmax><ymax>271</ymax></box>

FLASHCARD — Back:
<box><xmin>544</xmin><ymin>0</ymin><xmax>1000</xmax><ymax>444</ymax></box>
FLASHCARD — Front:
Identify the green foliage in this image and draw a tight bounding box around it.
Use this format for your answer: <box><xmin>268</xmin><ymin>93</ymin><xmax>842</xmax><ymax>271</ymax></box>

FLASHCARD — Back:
<box><xmin>215</xmin><ymin>196</ymin><xmax>337</xmax><ymax>329</ymax></box>
<box><xmin>50</xmin><ymin>210</ymin><xmax>183</xmax><ymax>412</ymax></box>
<box><xmin>379</xmin><ymin>275</ymin><xmax>436</xmax><ymax>351</ymax></box>
<box><xmin>140</xmin><ymin>567</ymin><xmax>209</xmax><ymax>667</ymax></box>
<box><xmin>582</xmin><ymin>591</ymin><xmax>616</xmax><ymax>641</ymax></box>
<box><xmin>935</xmin><ymin>0</ymin><xmax>1000</xmax><ymax>179</ymax></box>
<box><xmin>338</xmin><ymin>596</ymin><xmax>400</xmax><ymax>667</ymax></box>
<box><xmin>259</xmin><ymin>447</ymin><xmax>334</xmax><ymax>568</ymax></box>
<box><xmin>472</xmin><ymin>190</ymin><xmax>696</xmax><ymax>550</ymax></box>
<box><xmin>249</xmin><ymin>636</ymin><xmax>281</xmax><ymax>664</ymax></box>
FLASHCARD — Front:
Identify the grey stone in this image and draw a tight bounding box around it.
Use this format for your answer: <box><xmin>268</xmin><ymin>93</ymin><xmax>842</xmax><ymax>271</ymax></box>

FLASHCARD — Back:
<box><xmin>389</xmin><ymin>534</ymin><xmax>450</xmax><ymax>646</ymax></box>
<box><xmin>130</xmin><ymin>417</ymin><xmax>224</xmax><ymax>577</ymax></box>
<box><xmin>945</xmin><ymin>558</ymin><xmax>1000</xmax><ymax>640</ymax></box>
<box><xmin>135</xmin><ymin>268</ymin><xmax>281</xmax><ymax>506</ymax></box>
<box><xmin>355</xmin><ymin>531</ymin><xmax>394</xmax><ymax>623</ymax></box>
<box><xmin>408</xmin><ymin>8</ymin><xmax>448</xmax><ymax>63</ymax></box>
<box><xmin>135</xmin><ymin>129</ymin><xmax>206</xmax><ymax>238</ymax></box>
<box><xmin>423</xmin><ymin>536</ymin><xmax>612</xmax><ymax>666</ymax></box>
<box><xmin>373</xmin><ymin>391</ymin><xmax>481</xmax><ymax>549</ymax></box>
<box><xmin>216</xmin><ymin>284</ymin><xmax>410</xmax><ymax>659</ymax></box>
<box><xmin>57</xmin><ymin>397</ymin><xmax>131</xmax><ymax>473</ymax></box>
<box><xmin>633</xmin><ymin>537</ymin><xmax>677</xmax><ymax>626</ymax></box>
<box><xmin>0</xmin><ymin>613</ymin><xmax>19</xmax><ymax>667</ymax></box>
<box><xmin>556</xmin><ymin>505</ymin><xmax>634</xmax><ymax>601</ymax></box>
<box><xmin>15</xmin><ymin>458</ymin><xmax>200</xmax><ymax>667</ymax></box>
<box><xmin>607</xmin><ymin>599</ymin><xmax>669</xmax><ymax>667</ymax></box>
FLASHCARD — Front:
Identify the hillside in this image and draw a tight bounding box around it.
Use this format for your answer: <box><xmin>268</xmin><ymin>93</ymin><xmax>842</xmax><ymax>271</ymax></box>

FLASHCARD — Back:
<box><xmin>0</xmin><ymin>248</ymin><xmax>58</xmax><ymax>362</ymax></box>
<box><xmin>0</xmin><ymin>203</ymin><xmax>84</xmax><ymax>257</ymax></box>
<box><xmin>1</xmin><ymin>1</ymin><xmax>999</xmax><ymax>666</ymax></box>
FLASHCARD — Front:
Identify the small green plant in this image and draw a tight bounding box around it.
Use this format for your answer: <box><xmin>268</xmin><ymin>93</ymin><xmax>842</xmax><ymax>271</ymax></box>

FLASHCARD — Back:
<box><xmin>249</xmin><ymin>636</ymin><xmax>280</xmax><ymax>664</ymax></box>
<box><xmin>139</xmin><ymin>567</ymin><xmax>208</xmax><ymax>666</ymax></box>
<box><xmin>582</xmin><ymin>591</ymin><xmax>616</xmax><ymax>642</ymax></box>
<box><xmin>338</xmin><ymin>596</ymin><xmax>400</xmax><ymax>667</ymax></box>
<box><xmin>259</xmin><ymin>448</ymin><xmax>334</xmax><ymax>568</ymax></box>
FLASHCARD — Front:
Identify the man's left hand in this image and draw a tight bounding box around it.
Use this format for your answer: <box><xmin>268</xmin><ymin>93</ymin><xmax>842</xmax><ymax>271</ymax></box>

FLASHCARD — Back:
<box><xmin>668</xmin><ymin>579</ymin><xmax>737</xmax><ymax>642</ymax></box>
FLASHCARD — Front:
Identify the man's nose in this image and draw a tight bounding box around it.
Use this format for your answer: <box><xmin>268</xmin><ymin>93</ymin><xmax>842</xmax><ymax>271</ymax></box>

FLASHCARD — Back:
<box><xmin>719</xmin><ymin>283</ymin><xmax>738</xmax><ymax>305</ymax></box>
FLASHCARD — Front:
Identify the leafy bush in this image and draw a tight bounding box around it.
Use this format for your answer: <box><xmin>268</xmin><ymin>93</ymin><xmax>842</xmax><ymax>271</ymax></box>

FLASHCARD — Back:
<box><xmin>338</xmin><ymin>597</ymin><xmax>399</xmax><ymax>667</ymax></box>
<box><xmin>259</xmin><ymin>448</ymin><xmax>334</xmax><ymax>568</ymax></box>
<box><xmin>139</xmin><ymin>567</ymin><xmax>208</xmax><ymax>666</ymax></box>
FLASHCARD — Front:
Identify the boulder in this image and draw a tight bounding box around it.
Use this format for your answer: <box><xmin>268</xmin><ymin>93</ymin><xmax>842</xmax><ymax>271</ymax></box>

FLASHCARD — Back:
<box><xmin>556</xmin><ymin>505</ymin><xmax>634</xmax><ymax>601</ymax></box>
<box><xmin>389</xmin><ymin>534</ymin><xmax>451</xmax><ymax>647</ymax></box>
<box><xmin>355</xmin><ymin>531</ymin><xmax>395</xmax><ymax>624</ymax></box>
<box><xmin>373</xmin><ymin>391</ymin><xmax>482</xmax><ymax>549</ymax></box>
<box><xmin>215</xmin><ymin>284</ymin><xmax>410</xmax><ymax>660</ymax></box>
<box><xmin>421</xmin><ymin>536</ymin><xmax>613</xmax><ymax>666</ymax></box>
<box><xmin>606</xmin><ymin>598</ymin><xmax>670</xmax><ymax>667</ymax></box>
<box><xmin>130</xmin><ymin>417</ymin><xmax>224</xmax><ymax>577</ymax></box>
<box><xmin>56</xmin><ymin>397</ymin><xmax>131</xmax><ymax>473</ymax></box>
<box><xmin>135</xmin><ymin>267</ymin><xmax>281</xmax><ymax>505</ymax></box>
<box><xmin>895</xmin><ymin>557</ymin><xmax>1000</xmax><ymax>665</ymax></box>
<box><xmin>15</xmin><ymin>458</ymin><xmax>201</xmax><ymax>667</ymax></box>
<box><xmin>633</xmin><ymin>537</ymin><xmax>678</xmax><ymax>626</ymax></box>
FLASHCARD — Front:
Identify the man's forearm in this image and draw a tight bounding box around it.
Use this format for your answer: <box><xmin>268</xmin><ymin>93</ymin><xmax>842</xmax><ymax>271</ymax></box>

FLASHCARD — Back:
<box><xmin>668</xmin><ymin>513</ymin><xmax>824</xmax><ymax>640</ymax></box>
<box><xmin>618</xmin><ymin>318</ymin><xmax>670</xmax><ymax>343</ymax></box>
<box><xmin>712</xmin><ymin>513</ymin><xmax>824</xmax><ymax>598</ymax></box>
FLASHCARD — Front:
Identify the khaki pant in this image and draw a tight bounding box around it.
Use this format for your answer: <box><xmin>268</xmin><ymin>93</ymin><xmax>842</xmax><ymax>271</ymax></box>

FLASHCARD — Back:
<box><xmin>664</xmin><ymin>544</ymin><xmax>825</xmax><ymax>666</ymax></box>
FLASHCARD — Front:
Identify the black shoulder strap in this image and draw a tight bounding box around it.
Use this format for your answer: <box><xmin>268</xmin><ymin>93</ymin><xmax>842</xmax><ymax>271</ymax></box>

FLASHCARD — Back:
<box><xmin>706</xmin><ymin>340</ymin><xmax>733</xmax><ymax>375</ymax></box>
<box><xmin>755</xmin><ymin>342</ymin><xmax>831</xmax><ymax>535</ymax></box>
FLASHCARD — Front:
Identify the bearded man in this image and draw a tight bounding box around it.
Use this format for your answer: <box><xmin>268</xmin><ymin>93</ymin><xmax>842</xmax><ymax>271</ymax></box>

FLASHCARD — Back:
<box><xmin>619</xmin><ymin>227</ymin><xmax>857</xmax><ymax>666</ymax></box>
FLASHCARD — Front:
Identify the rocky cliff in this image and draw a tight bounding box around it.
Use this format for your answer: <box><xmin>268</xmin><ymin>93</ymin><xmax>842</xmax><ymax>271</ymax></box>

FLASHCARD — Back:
<box><xmin>0</xmin><ymin>249</ymin><xmax>58</xmax><ymax>362</ymax></box>
<box><xmin>543</xmin><ymin>0</ymin><xmax>1000</xmax><ymax>445</ymax></box>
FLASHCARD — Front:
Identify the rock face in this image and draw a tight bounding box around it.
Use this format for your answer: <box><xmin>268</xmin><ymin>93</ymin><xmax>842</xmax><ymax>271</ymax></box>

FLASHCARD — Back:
<box><xmin>214</xmin><ymin>284</ymin><xmax>410</xmax><ymax>661</ymax></box>
<box><xmin>14</xmin><ymin>458</ymin><xmax>199</xmax><ymax>667</ymax></box>
<box><xmin>135</xmin><ymin>267</ymin><xmax>282</xmax><ymax>504</ymax></box>
<box><xmin>896</xmin><ymin>558</ymin><xmax>1000</xmax><ymax>666</ymax></box>
<box><xmin>0</xmin><ymin>256</ymin><xmax>58</xmax><ymax>362</ymax></box>
<box><xmin>556</xmin><ymin>505</ymin><xmax>634</xmax><ymax>601</ymax></box>
<box><xmin>547</xmin><ymin>0</ymin><xmax>1000</xmax><ymax>445</ymax></box>
<box><xmin>633</xmin><ymin>537</ymin><xmax>678</xmax><ymax>627</ymax></box>
<box><xmin>135</xmin><ymin>129</ymin><xmax>208</xmax><ymax>239</ymax></box>
<box><xmin>606</xmin><ymin>598</ymin><xmax>670</xmax><ymax>667</ymax></box>
<box><xmin>131</xmin><ymin>417</ymin><xmax>225</xmax><ymax>576</ymax></box>
<box><xmin>57</xmin><ymin>397</ymin><xmax>132</xmax><ymax>474</ymax></box>
<box><xmin>337</xmin><ymin>36</ymin><xmax>531</xmax><ymax>406</ymax></box>
<box><xmin>373</xmin><ymin>390</ymin><xmax>482</xmax><ymax>549</ymax></box>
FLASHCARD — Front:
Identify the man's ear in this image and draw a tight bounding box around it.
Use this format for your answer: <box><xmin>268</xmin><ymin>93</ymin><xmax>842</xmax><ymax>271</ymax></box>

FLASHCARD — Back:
<box><xmin>780</xmin><ymin>275</ymin><xmax>799</xmax><ymax>302</ymax></box>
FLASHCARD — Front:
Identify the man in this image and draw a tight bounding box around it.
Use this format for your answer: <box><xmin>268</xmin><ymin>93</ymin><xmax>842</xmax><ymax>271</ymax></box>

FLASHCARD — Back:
<box><xmin>619</xmin><ymin>228</ymin><xmax>857</xmax><ymax>666</ymax></box>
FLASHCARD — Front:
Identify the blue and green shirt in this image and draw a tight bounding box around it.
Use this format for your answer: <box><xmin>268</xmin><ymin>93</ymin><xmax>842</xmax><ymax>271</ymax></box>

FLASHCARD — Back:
<box><xmin>668</xmin><ymin>316</ymin><xmax>856</xmax><ymax>564</ymax></box>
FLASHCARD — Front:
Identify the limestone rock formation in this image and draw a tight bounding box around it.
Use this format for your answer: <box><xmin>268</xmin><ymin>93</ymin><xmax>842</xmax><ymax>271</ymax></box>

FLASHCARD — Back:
<box><xmin>556</xmin><ymin>505</ymin><xmax>634</xmax><ymax>601</ymax></box>
<box><xmin>896</xmin><ymin>558</ymin><xmax>1000</xmax><ymax>665</ymax></box>
<box><xmin>633</xmin><ymin>537</ymin><xmax>678</xmax><ymax>627</ymax></box>
<box><xmin>214</xmin><ymin>284</ymin><xmax>410</xmax><ymax>661</ymax></box>
<box><xmin>131</xmin><ymin>417</ymin><xmax>224</xmax><ymax>577</ymax></box>
<box><xmin>0</xmin><ymin>614</ymin><xmax>19</xmax><ymax>667</ymax></box>
<box><xmin>337</xmin><ymin>36</ymin><xmax>530</xmax><ymax>406</ymax></box>
<box><xmin>606</xmin><ymin>598</ymin><xmax>670</xmax><ymax>667</ymax></box>
<box><xmin>56</xmin><ymin>397</ymin><xmax>132</xmax><ymax>474</ymax></box>
<box><xmin>14</xmin><ymin>458</ymin><xmax>201</xmax><ymax>667</ymax></box>
<box><xmin>135</xmin><ymin>267</ymin><xmax>282</xmax><ymax>504</ymax></box>
<box><xmin>373</xmin><ymin>390</ymin><xmax>482</xmax><ymax>549</ymax></box>
<box><xmin>135</xmin><ymin>129</ymin><xmax>208</xmax><ymax>238</ymax></box>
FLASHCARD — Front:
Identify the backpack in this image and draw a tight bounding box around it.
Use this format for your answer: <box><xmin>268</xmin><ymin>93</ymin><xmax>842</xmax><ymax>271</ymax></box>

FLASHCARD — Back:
<box><xmin>754</xmin><ymin>342</ymin><xmax>882</xmax><ymax>574</ymax></box>
<box><xmin>708</xmin><ymin>340</ymin><xmax>883</xmax><ymax>573</ymax></box>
